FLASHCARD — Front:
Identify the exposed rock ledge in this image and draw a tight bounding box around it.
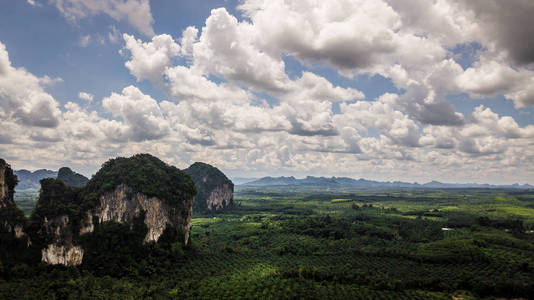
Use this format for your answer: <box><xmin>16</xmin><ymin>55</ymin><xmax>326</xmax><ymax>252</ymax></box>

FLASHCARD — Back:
<box><xmin>207</xmin><ymin>183</ymin><xmax>233</xmax><ymax>211</ymax></box>
<box><xmin>40</xmin><ymin>215</ymin><xmax>76</xmax><ymax>265</ymax></box>
<box><xmin>42</xmin><ymin>244</ymin><xmax>83</xmax><ymax>266</ymax></box>
<box><xmin>42</xmin><ymin>184</ymin><xmax>194</xmax><ymax>266</ymax></box>
<box><xmin>97</xmin><ymin>184</ymin><xmax>173</xmax><ymax>242</ymax></box>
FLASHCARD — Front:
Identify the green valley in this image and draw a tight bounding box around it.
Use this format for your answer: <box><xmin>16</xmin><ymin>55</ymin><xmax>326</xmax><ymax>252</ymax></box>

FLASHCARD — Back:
<box><xmin>3</xmin><ymin>186</ymin><xmax>534</xmax><ymax>299</ymax></box>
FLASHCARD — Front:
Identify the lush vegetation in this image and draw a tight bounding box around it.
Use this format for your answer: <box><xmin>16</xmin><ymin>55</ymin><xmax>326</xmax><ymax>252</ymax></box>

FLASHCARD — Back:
<box><xmin>25</xmin><ymin>178</ymin><xmax>86</xmax><ymax>250</ymax></box>
<box><xmin>2</xmin><ymin>186</ymin><xmax>533</xmax><ymax>299</ymax></box>
<box><xmin>57</xmin><ymin>167</ymin><xmax>89</xmax><ymax>188</ymax></box>
<box><xmin>13</xmin><ymin>190</ymin><xmax>38</xmax><ymax>216</ymax></box>
<box><xmin>0</xmin><ymin>159</ymin><xmax>31</xmax><ymax>272</ymax></box>
<box><xmin>83</xmin><ymin>154</ymin><xmax>196</xmax><ymax>209</ymax></box>
<box><xmin>184</xmin><ymin>162</ymin><xmax>234</xmax><ymax>211</ymax></box>
<box><xmin>79</xmin><ymin>211</ymin><xmax>188</xmax><ymax>277</ymax></box>
<box><xmin>0</xmin><ymin>202</ymin><xmax>29</xmax><ymax>265</ymax></box>
<box><xmin>32</xmin><ymin>178</ymin><xmax>84</xmax><ymax>220</ymax></box>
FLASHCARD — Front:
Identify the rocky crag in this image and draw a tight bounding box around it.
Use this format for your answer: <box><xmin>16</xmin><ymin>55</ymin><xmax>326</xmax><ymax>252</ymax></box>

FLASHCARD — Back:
<box><xmin>0</xmin><ymin>159</ymin><xmax>31</xmax><ymax>265</ymax></box>
<box><xmin>0</xmin><ymin>159</ymin><xmax>16</xmax><ymax>209</ymax></box>
<box><xmin>184</xmin><ymin>162</ymin><xmax>234</xmax><ymax>212</ymax></box>
<box><xmin>1</xmin><ymin>154</ymin><xmax>196</xmax><ymax>267</ymax></box>
<box><xmin>35</xmin><ymin>154</ymin><xmax>196</xmax><ymax>266</ymax></box>
<box><xmin>0</xmin><ymin>159</ymin><xmax>25</xmax><ymax>234</ymax></box>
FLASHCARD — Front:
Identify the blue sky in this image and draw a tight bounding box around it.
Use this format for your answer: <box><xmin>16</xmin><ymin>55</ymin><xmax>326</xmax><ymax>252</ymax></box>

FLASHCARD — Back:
<box><xmin>0</xmin><ymin>0</ymin><xmax>533</xmax><ymax>184</ymax></box>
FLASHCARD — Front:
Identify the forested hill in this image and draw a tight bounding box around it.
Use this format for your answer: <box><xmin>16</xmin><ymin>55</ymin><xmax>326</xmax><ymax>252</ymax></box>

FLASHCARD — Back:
<box><xmin>57</xmin><ymin>167</ymin><xmax>89</xmax><ymax>187</ymax></box>
<box><xmin>2</xmin><ymin>153</ymin><xmax>197</xmax><ymax>269</ymax></box>
<box><xmin>184</xmin><ymin>162</ymin><xmax>234</xmax><ymax>211</ymax></box>
<box><xmin>243</xmin><ymin>176</ymin><xmax>534</xmax><ymax>189</ymax></box>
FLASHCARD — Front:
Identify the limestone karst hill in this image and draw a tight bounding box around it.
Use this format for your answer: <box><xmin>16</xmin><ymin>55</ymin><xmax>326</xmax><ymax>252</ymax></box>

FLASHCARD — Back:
<box><xmin>184</xmin><ymin>162</ymin><xmax>234</xmax><ymax>212</ymax></box>
<box><xmin>56</xmin><ymin>167</ymin><xmax>89</xmax><ymax>188</ymax></box>
<box><xmin>0</xmin><ymin>154</ymin><xmax>197</xmax><ymax>269</ymax></box>
<box><xmin>0</xmin><ymin>159</ymin><xmax>31</xmax><ymax>266</ymax></box>
<box><xmin>0</xmin><ymin>159</ymin><xmax>17</xmax><ymax>209</ymax></box>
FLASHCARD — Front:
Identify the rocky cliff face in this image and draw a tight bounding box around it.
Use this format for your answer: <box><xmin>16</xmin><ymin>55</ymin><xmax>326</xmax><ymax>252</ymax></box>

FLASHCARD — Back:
<box><xmin>1</xmin><ymin>221</ymin><xmax>27</xmax><ymax>240</ymax></box>
<box><xmin>39</xmin><ymin>183</ymin><xmax>195</xmax><ymax>266</ymax></box>
<box><xmin>0</xmin><ymin>159</ymin><xmax>31</xmax><ymax>260</ymax></box>
<box><xmin>184</xmin><ymin>162</ymin><xmax>234</xmax><ymax>212</ymax></box>
<box><xmin>35</xmin><ymin>154</ymin><xmax>196</xmax><ymax>266</ymax></box>
<box><xmin>0</xmin><ymin>159</ymin><xmax>15</xmax><ymax>209</ymax></box>
<box><xmin>206</xmin><ymin>183</ymin><xmax>233</xmax><ymax>211</ymax></box>
<box><xmin>94</xmin><ymin>184</ymin><xmax>193</xmax><ymax>243</ymax></box>
<box><xmin>40</xmin><ymin>215</ymin><xmax>83</xmax><ymax>266</ymax></box>
<box><xmin>42</xmin><ymin>243</ymin><xmax>84</xmax><ymax>266</ymax></box>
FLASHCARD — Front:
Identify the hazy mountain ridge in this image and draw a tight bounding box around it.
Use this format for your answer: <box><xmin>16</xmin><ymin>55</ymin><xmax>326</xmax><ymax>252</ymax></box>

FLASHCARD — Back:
<box><xmin>13</xmin><ymin>167</ymin><xmax>90</xmax><ymax>190</ymax></box>
<box><xmin>243</xmin><ymin>176</ymin><xmax>533</xmax><ymax>189</ymax></box>
<box><xmin>13</xmin><ymin>169</ymin><xmax>57</xmax><ymax>190</ymax></box>
<box><xmin>231</xmin><ymin>177</ymin><xmax>259</xmax><ymax>185</ymax></box>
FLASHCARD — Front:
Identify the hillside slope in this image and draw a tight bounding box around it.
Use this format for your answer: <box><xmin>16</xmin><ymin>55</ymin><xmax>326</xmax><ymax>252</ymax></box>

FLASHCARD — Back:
<box><xmin>184</xmin><ymin>162</ymin><xmax>234</xmax><ymax>212</ymax></box>
<box><xmin>56</xmin><ymin>167</ymin><xmax>89</xmax><ymax>187</ymax></box>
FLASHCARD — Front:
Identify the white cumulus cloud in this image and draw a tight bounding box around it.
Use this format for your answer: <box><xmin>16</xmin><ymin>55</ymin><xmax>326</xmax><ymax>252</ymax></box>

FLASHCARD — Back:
<box><xmin>49</xmin><ymin>0</ymin><xmax>155</xmax><ymax>37</ymax></box>
<box><xmin>78</xmin><ymin>92</ymin><xmax>94</xmax><ymax>102</ymax></box>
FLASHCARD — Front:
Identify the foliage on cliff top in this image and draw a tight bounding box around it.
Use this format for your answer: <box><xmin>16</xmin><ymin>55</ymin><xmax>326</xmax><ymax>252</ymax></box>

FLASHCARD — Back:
<box><xmin>185</xmin><ymin>162</ymin><xmax>233</xmax><ymax>188</ymax></box>
<box><xmin>83</xmin><ymin>154</ymin><xmax>196</xmax><ymax>208</ymax></box>
<box><xmin>57</xmin><ymin>167</ymin><xmax>89</xmax><ymax>188</ymax></box>
<box><xmin>31</xmin><ymin>178</ymin><xmax>83</xmax><ymax>221</ymax></box>
<box><xmin>0</xmin><ymin>158</ymin><xmax>18</xmax><ymax>202</ymax></box>
<box><xmin>184</xmin><ymin>162</ymin><xmax>234</xmax><ymax>211</ymax></box>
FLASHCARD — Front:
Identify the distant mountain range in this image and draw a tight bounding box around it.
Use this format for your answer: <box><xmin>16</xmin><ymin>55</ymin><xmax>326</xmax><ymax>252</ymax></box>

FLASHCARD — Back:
<box><xmin>14</xmin><ymin>169</ymin><xmax>58</xmax><ymax>190</ymax></box>
<box><xmin>241</xmin><ymin>176</ymin><xmax>533</xmax><ymax>189</ymax></box>
<box><xmin>231</xmin><ymin>177</ymin><xmax>260</xmax><ymax>185</ymax></box>
<box><xmin>13</xmin><ymin>167</ymin><xmax>89</xmax><ymax>190</ymax></box>
<box><xmin>14</xmin><ymin>169</ymin><xmax>534</xmax><ymax>191</ymax></box>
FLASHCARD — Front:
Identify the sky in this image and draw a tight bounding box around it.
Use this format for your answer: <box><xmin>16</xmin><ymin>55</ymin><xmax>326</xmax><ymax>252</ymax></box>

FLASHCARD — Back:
<box><xmin>0</xmin><ymin>0</ymin><xmax>534</xmax><ymax>184</ymax></box>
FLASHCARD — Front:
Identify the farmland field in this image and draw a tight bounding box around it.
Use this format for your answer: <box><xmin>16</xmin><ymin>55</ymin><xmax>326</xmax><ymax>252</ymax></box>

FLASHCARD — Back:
<box><xmin>3</xmin><ymin>187</ymin><xmax>534</xmax><ymax>299</ymax></box>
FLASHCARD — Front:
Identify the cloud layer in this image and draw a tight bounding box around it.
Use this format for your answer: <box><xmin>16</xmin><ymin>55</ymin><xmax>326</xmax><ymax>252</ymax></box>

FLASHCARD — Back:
<box><xmin>49</xmin><ymin>0</ymin><xmax>155</xmax><ymax>36</ymax></box>
<box><xmin>2</xmin><ymin>0</ymin><xmax>534</xmax><ymax>184</ymax></box>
